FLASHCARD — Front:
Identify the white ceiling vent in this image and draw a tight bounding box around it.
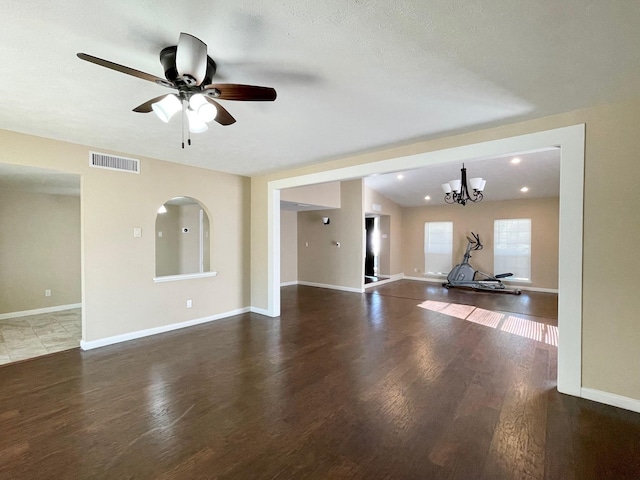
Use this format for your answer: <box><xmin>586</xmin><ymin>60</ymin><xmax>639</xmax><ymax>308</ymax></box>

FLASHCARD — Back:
<box><xmin>89</xmin><ymin>151</ymin><xmax>140</xmax><ymax>174</ymax></box>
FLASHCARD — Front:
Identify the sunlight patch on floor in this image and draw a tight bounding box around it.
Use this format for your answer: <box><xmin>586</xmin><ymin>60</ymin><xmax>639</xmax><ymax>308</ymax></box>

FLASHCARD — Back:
<box><xmin>417</xmin><ymin>301</ymin><xmax>558</xmax><ymax>346</ymax></box>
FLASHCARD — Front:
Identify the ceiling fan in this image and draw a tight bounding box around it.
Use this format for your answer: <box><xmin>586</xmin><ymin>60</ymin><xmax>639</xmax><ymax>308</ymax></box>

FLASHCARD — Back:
<box><xmin>77</xmin><ymin>32</ymin><xmax>276</xmax><ymax>144</ymax></box>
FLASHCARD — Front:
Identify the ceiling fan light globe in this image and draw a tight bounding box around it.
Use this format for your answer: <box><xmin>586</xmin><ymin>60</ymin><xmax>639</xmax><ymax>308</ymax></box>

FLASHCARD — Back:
<box><xmin>151</xmin><ymin>94</ymin><xmax>181</xmax><ymax>123</ymax></box>
<box><xmin>186</xmin><ymin>108</ymin><xmax>208</xmax><ymax>133</ymax></box>
<box><xmin>198</xmin><ymin>103</ymin><xmax>217</xmax><ymax>123</ymax></box>
<box><xmin>189</xmin><ymin>93</ymin><xmax>206</xmax><ymax>110</ymax></box>
<box><xmin>189</xmin><ymin>94</ymin><xmax>217</xmax><ymax>123</ymax></box>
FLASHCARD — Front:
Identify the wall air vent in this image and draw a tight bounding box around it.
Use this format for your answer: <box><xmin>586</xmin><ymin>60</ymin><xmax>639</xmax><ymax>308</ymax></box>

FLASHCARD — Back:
<box><xmin>89</xmin><ymin>152</ymin><xmax>140</xmax><ymax>174</ymax></box>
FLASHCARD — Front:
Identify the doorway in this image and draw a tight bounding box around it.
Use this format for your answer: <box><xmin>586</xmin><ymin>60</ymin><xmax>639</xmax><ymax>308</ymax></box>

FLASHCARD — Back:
<box><xmin>0</xmin><ymin>163</ymin><xmax>82</xmax><ymax>365</ymax></box>
<box><xmin>364</xmin><ymin>216</ymin><xmax>380</xmax><ymax>283</ymax></box>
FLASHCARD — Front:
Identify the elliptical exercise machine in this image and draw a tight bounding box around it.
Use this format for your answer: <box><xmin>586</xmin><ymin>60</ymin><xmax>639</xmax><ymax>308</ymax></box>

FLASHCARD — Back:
<box><xmin>442</xmin><ymin>232</ymin><xmax>521</xmax><ymax>295</ymax></box>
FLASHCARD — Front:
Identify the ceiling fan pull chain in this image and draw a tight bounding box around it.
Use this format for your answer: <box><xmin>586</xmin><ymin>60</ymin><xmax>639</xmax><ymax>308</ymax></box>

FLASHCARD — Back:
<box><xmin>181</xmin><ymin>102</ymin><xmax>185</xmax><ymax>149</ymax></box>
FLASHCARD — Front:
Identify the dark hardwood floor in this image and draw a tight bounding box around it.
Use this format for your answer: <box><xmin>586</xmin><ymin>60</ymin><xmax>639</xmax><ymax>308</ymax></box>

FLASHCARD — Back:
<box><xmin>1</xmin><ymin>280</ymin><xmax>639</xmax><ymax>479</ymax></box>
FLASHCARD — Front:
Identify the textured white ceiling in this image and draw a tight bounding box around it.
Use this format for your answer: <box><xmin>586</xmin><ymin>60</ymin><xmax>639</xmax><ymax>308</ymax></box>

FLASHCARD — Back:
<box><xmin>0</xmin><ymin>1</ymin><xmax>639</xmax><ymax>176</ymax></box>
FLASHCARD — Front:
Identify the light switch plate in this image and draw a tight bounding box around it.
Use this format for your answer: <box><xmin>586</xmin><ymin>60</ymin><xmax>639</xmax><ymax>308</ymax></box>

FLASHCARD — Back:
<box><xmin>133</xmin><ymin>227</ymin><xmax>142</xmax><ymax>238</ymax></box>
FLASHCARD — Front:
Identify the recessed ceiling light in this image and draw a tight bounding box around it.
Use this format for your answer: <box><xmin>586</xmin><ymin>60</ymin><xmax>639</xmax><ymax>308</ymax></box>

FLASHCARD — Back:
<box><xmin>397</xmin><ymin>174</ymin><xmax>404</xmax><ymax>180</ymax></box>
<box><xmin>424</xmin><ymin>195</ymin><xmax>431</xmax><ymax>200</ymax></box>
<box><xmin>520</xmin><ymin>187</ymin><xmax>529</xmax><ymax>192</ymax></box>
<box><xmin>511</xmin><ymin>157</ymin><xmax>521</xmax><ymax>164</ymax></box>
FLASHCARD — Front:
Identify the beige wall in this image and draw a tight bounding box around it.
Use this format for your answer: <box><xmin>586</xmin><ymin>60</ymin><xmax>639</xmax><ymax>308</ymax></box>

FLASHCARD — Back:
<box><xmin>0</xmin><ymin>129</ymin><xmax>250</xmax><ymax>343</ymax></box>
<box><xmin>297</xmin><ymin>180</ymin><xmax>364</xmax><ymax>290</ymax></box>
<box><xmin>280</xmin><ymin>210</ymin><xmax>298</xmax><ymax>284</ymax></box>
<box><xmin>377</xmin><ymin>215</ymin><xmax>391</xmax><ymax>276</ymax></box>
<box><xmin>402</xmin><ymin>197</ymin><xmax>559</xmax><ymax>289</ymax></box>
<box><xmin>281</xmin><ymin>181</ymin><xmax>341</xmax><ymax>208</ymax></box>
<box><xmin>0</xmin><ymin>190</ymin><xmax>81</xmax><ymax>314</ymax></box>
<box><xmin>178</xmin><ymin>204</ymin><xmax>202</xmax><ymax>275</ymax></box>
<box><xmin>364</xmin><ymin>186</ymin><xmax>403</xmax><ymax>276</ymax></box>
<box><xmin>155</xmin><ymin>204</ymin><xmax>180</xmax><ymax>277</ymax></box>
<box><xmin>252</xmin><ymin>97</ymin><xmax>640</xmax><ymax>401</ymax></box>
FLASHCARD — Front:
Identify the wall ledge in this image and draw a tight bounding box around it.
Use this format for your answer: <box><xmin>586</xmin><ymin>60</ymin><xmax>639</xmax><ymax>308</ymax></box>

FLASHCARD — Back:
<box><xmin>0</xmin><ymin>303</ymin><xmax>81</xmax><ymax>321</ymax></box>
<box><xmin>81</xmin><ymin>307</ymin><xmax>250</xmax><ymax>350</ymax></box>
<box><xmin>581</xmin><ymin>387</ymin><xmax>640</xmax><ymax>414</ymax></box>
<box><xmin>153</xmin><ymin>271</ymin><xmax>218</xmax><ymax>283</ymax></box>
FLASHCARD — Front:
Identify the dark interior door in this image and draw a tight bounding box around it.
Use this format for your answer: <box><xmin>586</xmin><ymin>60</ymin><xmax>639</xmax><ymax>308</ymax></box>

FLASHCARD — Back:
<box><xmin>365</xmin><ymin>217</ymin><xmax>375</xmax><ymax>277</ymax></box>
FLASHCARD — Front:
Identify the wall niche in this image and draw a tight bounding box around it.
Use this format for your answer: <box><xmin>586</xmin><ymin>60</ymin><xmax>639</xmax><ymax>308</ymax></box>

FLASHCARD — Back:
<box><xmin>155</xmin><ymin>197</ymin><xmax>210</xmax><ymax>278</ymax></box>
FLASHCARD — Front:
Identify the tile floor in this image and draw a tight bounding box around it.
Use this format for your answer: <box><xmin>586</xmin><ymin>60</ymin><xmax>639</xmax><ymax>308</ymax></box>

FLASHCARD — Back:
<box><xmin>0</xmin><ymin>308</ymin><xmax>81</xmax><ymax>365</ymax></box>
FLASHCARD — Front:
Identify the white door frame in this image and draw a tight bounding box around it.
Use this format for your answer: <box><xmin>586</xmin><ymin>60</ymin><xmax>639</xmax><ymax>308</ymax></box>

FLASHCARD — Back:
<box><xmin>267</xmin><ymin>124</ymin><xmax>585</xmax><ymax>397</ymax></box>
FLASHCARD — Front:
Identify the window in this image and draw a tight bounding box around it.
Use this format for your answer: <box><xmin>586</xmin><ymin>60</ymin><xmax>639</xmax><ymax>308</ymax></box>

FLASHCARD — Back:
<box><xmin>494</xmin><ymin>218</ymin><xmax>531</xmax><ymax>281</ymax></box>
<box><xmin>424</xmin><ymin>221</ymin><xmax>453</xmax><ymax>275</ymax></box>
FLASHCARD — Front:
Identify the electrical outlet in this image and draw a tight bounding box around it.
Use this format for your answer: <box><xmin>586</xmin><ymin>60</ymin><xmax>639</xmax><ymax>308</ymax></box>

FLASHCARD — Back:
<box><xmin>133</xmin><ymin>227</ymin><xmax>142</xmax><ymax>238</ymax></box>
<box><xmin>45</xmin><ymin>289</ymin><xmax>51</xmax><ymax>297</ymax></box>
<box><xmin>186</xmin><ymin>299</ymin><xmax>192</xmax><ymax>308</ymax></box>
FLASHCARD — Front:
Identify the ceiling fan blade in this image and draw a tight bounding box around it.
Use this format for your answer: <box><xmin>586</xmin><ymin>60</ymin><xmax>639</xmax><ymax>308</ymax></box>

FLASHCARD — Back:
<box><xmin>77</xmin><ymin>53</ymin><xmax>170</xmax><ymax>86</ymax></box>
<box><xmin>204</xmin><ymin>84</ymin><xmax>277</xmax><ymax>101</ymax></box>
<box><xmin>132</xmin><ymin>95</ymin><xmax>173</xmax><ymax>113</ymax></box>
<box><xmin>205</xmin><ymin>98</ymin><xmax>236</xmax><ymax>126</ymax></box>
<box><xmin>176</xmin><ymin>33</ymin><xmax>207</xmax><ymax>86</ymax></box>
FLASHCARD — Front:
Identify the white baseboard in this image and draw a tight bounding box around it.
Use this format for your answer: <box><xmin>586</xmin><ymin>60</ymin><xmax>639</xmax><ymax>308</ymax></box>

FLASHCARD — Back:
<box><xmin>0</xmin><ymin>303</ymin><xmax>82</xmax><ymax>321</ymax></box>
<box><xmin>250</xmin><ymin>306</ymin><xmax>272</xmax><ymax>316</ymax></box>
<box><xmin>297</xmin><ymin>281</ymin><xmax>364</xmax><ymax>294</ymax></box>
<box><xmin>402</xmin><ymin>276</ymin><xmax>558</xmax><ymax>293</ymax></box>
<box><xmin>364</xmin><ymin>273</ymin><xmax>404</xmax><ymax>289</ymax></box>
<box><xmin>403</xmin><ymin>276</ymin><xmax>444</xmax><ymax>284</ymax></box>
<box><xmin>280</xmin><ymin>281</ymin><xmax>298</xmax><ymax>287</ymax></box>
<box><xmin>518</xmin><ymin>286</ymin><xmax>558</xmax><ymax>293</ymax></box>
<box><xmin>80</xmin><ymin>307</ymin><xmax>250</xmax><ymax>351</ymax></box>
<box><xmin>581</xmin><ymin>387</ymin><xmax>640</xmax><ymax>414</ymax></box>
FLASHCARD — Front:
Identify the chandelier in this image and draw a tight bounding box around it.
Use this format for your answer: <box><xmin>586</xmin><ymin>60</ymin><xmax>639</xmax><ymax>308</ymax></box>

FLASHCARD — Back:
<box><xmin>441</xmin><ymin>164</ymin><xmax>486</xmax><ymax>205</ymax></box>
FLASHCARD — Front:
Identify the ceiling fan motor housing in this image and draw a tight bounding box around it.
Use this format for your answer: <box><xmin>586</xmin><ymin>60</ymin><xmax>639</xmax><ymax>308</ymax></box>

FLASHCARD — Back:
<box><xmin>159</xmin><ymin>46</ymin><xmax>217</xmax><ymax>87</ymax></box>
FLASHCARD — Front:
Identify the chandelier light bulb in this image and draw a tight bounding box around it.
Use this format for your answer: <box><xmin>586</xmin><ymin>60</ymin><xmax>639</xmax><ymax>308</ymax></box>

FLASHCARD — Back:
<box><xmin>469</xmin><ymin>177</ymin><xmax>483</xmax><ymax>190</ymax></box>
